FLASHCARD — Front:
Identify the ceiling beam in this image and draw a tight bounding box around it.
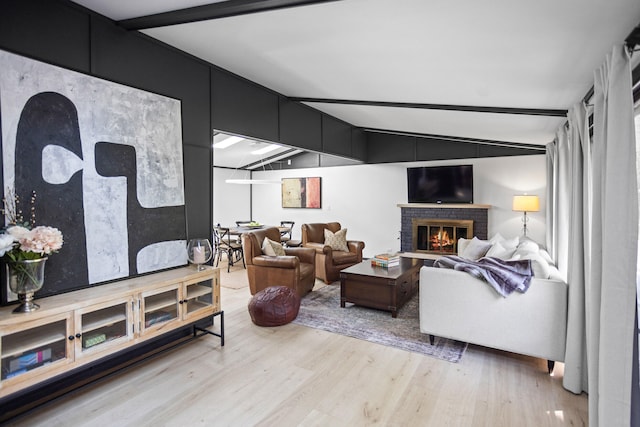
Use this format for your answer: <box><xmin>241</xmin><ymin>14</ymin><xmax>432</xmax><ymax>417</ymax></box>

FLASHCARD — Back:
<box><xmin>625</xmin><ymin>23</ymin><xmax>640</xmax><ymax>49</ymax></box>
<box><xmin>118</xmin><ymin>0</ymin><xmax>342</xmax><ymax>30</ymax></box>
<box><xmin>290</xmin><ymin>97</ymin><xmax>567</xmax><ymax>117</ymax></box>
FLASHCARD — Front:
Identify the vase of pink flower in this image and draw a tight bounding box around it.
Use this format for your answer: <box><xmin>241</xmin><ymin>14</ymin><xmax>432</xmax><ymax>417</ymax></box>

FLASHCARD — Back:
<box><xmin>0</xmin><ymin>189</ymin><xmax>64</xmax><ymax>312</ymax></box>
<box><xmin>0</xmin><ymin>225</ymin><xmax>63</xmax><ymax>312</ymax></box>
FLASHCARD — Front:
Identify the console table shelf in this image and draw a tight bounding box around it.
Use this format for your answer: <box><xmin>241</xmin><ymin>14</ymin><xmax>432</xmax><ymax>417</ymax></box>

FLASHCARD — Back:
<box><xmin>2</xmin><ymin>324</ymin><xmax>66</xmax><ymax>359</ymax></box>
<box><xmin>82</xmin><ymin>310</ymin><xmax>127</xmax><ymax>333</ymax></box>
<box><xmin>187</xmin><ymin>284</ymin><xmax>212</xmax><ymax>299</ymax></box>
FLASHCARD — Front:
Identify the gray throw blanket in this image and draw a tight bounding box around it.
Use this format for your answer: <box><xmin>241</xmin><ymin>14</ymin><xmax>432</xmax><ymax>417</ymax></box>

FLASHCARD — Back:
<box><xmin>433</xmin><ymin>255</ymin><xmax>533</xmax><ymax>297</ymax></box>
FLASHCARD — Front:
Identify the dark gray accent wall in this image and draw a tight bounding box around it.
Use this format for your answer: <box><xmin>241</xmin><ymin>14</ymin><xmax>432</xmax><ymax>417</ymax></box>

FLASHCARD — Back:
<box><xmin>279</xmin><ymin>98</ymin><xmax>322</xmax><ymax>152</ymax></box>
<box><xmin>184</xmin><ymin>145</ymin><xmax>213</xmax><ymax>238</ymax></box>
<box><xmin>367</xmin><ymin>133</ymin><xmax>416</xmax><ymax>163</ymax></box>
<box><xmin>211</xmin><ymin>67</ymin><xmax>280</xmax><ymax>142</ymax></box>
<box><xmin>416</xmin><ymin>138</ymin><xmax>478</xmax><ymax>160</ymax></box>
<box><xmin>322</xmin><ymin>115</ymin><xmax>352</xmax><ymax>157</ymax></box>
<box><xmin>366</xmin><ymin>131</ymin><xmax>543</xmax><ymax>163</ymax></box>
<box><xmin>0</xmin><ymin>0</ymin><xmax>90</xmax><ymax>73</ymax></box>
<box><xmin>351</xmin><ymin>128</ymin><xmax>367</xmax><ymax>160</ymax></box>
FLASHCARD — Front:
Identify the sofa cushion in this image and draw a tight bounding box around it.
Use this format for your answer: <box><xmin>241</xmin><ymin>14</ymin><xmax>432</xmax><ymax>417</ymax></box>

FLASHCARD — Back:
<box><xmin>262</xmin><ymin>237</ymin><xmax>286</xmax><ymax>256</ymax></box>
<box><xmin>461</xmin><ymin>237</ymin><xmax>492</xmax><ymax>260</ymax></box>
<box><xmin>324</xmin><ymin>228</ymin><xmax>349</xmax><ymax>252</ymax></box>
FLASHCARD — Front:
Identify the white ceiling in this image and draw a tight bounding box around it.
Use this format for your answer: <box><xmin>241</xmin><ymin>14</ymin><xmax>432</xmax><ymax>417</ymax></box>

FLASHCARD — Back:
<box><xmin>72</xmin><ymin>0</ymin><xmax>640</xmax><ymax>152</ymax></box>
<box><xmin>212</xmin><ymin>132</ymin><xmax>303</xmax><ymax>169</ymax></box>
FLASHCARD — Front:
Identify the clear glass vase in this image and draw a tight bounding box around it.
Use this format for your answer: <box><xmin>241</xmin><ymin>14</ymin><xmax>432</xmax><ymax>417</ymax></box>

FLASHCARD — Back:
<box><xmin>7</xmin><ymin>257</ymin><xmax>48</xmax><ymax>313</ymax></box>
<box><xmin>186</xmin><ymin>239</ymin><xmax>212</xmax><ymax>271</ymax></box>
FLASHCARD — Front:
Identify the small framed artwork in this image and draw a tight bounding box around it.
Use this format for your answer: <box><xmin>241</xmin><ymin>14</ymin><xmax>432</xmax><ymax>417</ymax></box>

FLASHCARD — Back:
<box><xmin>282</xmin><ymin>177</ymin><xmax>321</xmax><ymax>208</ymax></box>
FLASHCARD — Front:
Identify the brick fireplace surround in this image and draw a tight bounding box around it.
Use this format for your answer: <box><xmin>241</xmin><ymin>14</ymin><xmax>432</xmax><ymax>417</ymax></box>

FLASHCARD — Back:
<box><xmin>398</xmin><ymin>204</ymin><xmax>491</xmax><ymax>254</ymax></box>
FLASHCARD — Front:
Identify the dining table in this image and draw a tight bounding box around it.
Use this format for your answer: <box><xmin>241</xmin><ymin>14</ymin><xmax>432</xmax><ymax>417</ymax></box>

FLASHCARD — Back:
<box><xmin>227</xmin><ymin>225</ymin><xmax>291</xmax><ymax>236</ymax></box>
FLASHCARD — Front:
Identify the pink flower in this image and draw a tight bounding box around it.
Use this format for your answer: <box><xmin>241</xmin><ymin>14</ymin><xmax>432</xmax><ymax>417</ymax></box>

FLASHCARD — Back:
<box><xmin>7</xmin><ymin>225</ymin><xmax>30</xmax><ymax>241</ymax></box>
<box><xmin>16</xmin><ymin>226</ymin><xmax>64</xmax><ymax>255</ymax></box>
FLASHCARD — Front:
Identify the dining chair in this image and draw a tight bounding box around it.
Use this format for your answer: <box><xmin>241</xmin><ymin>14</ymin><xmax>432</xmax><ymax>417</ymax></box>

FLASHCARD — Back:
<box><xmin>213</xmin><ymin>227</ymin><xmax>245</xmax><ymax>272</ymax></box>
<box><xmin>280</xmin><ymin>221</ymin><xmax>301</xmax><ymax>247</ymax></box>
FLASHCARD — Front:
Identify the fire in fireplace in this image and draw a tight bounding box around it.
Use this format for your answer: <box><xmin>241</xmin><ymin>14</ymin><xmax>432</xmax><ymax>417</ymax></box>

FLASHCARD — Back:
<box><xmin>412</xmin><ymin>219</ymin><xmax>473</xmax><ymax>255</ymax></box>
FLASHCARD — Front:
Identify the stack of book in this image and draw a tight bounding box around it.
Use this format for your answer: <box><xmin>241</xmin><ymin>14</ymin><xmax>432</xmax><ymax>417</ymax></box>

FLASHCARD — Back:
<box><xmin>371</xmin><ymin>253</ymin><xmax>400</xmax><ymax>268</ymax></box>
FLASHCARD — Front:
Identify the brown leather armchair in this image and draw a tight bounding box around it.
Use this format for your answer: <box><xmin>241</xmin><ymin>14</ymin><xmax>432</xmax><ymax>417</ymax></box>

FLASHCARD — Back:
<box><xmin>242</xmin><ymin>227</ymin><xmax>316</xmax><ymax>298</ymax></box>
<box><xmin>301</xmin><ymin>222</ymin><xmax>365</xmax><ymax>283</ymax></box>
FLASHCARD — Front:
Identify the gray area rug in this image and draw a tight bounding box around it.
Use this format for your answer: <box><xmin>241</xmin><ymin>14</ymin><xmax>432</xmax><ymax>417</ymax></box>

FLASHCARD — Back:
<box><xmin>293</xmin><ymin>285</ymin><xmax>468</xmax><ymax>363</ymax></box>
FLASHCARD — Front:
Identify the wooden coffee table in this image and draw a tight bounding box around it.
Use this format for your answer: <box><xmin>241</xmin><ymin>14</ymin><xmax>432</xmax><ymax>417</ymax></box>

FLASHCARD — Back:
<box><xmin>339</xmin><ymin>258</ymin><xmax>423</xmax><ymax>318</ymax></box>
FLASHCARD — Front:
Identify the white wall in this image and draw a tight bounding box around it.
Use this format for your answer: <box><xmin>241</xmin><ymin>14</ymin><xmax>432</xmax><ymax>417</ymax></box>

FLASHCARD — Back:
<box><xmin>213</xmin><ymin>168</ymin><xmax>251</xmax><ymax>227</ymax></box>
<box><xmin>215</xmin><ymin>155</ymin><xmax>546</xmax><ymax>258</ymax></box>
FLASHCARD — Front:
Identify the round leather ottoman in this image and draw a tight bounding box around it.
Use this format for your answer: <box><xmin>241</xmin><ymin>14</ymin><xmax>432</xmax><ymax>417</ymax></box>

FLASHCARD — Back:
<box><xmin>248</xmin><ymin>286</ymin><xmax>300</xmax><ymax>326</ymax></box>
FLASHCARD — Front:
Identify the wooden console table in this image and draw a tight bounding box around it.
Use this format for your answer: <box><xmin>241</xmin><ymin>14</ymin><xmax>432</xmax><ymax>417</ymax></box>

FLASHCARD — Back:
<box><xmin>0</xmin><ymin>266</ymin><xmax>222</xmax><ymax>403</ymax></box>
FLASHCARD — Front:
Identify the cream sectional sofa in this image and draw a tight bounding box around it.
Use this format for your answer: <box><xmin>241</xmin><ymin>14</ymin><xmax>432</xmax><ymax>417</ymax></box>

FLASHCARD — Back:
<box><xmin>418</xmin><ymin>235</ymin><xmax>568</xmax><ymax>371</ymax></box>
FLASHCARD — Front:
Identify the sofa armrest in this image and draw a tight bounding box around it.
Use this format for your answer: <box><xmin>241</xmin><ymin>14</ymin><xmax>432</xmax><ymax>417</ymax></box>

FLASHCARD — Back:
<box><xmin>284</xmin><ymin>247</ymin><xmax>316</xmax><ymax>265</ymax></box>
<box><xmin>304</xmin><ymin>242</ymin><xmax>329</xmax><ymax>254</ymax></box>
<box><xmin>347</xmin><ymin>240</ymin><xmax>365</xmax><ymax>255</ymax></box>
<box><xmin>252</xmin><ymin>255</ymin><xmax>299</xmax><ymax>269</ymax></box>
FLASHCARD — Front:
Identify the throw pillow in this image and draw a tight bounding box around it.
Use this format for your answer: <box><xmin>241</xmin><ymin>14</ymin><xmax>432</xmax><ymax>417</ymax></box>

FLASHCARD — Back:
<box><xmin>457</xmin><ymin>237</ymin><xmax>470</xmax><ymax>256</ymax></box>
<box><xmin>461</xmin><ymin>237</ymin><xmax>493</xmax><ymax>260</ymax></box>
<box><xmin>485</xmin><ymin>241</ymin><xmax>516</xmax><ymax>260</ymax></box>
<box><xmin>261</xmin><ymin>237</ymin><xmax>286</xmax><ymax>256</ymax></box>
<box><xmin>324</xmin><ymin>228</ymin><xmax>349</xmax><ymax>252</ymax></box>
<box><xmin>517</xmin><ymin>238</ymin><xmax>540</xmax><ymax>253</ymax></box>
<box><xmin>489</xmin><ymin>232</ymin><xmax>518</xmax><ymax>250</ymax></box>
<box><xmin>539</xmin><ymin>248</ymin><xmax>555</xmax><ymax>265</ymax></box>
<box><xmin>489</xmin><ymin>232</ymin><xmax>505</xmax><ymax>245</ymax></box>
<box><xmin>511</xmin><ymin>248</ymin><xmax>551</xmax><ymax>279</ymax></box>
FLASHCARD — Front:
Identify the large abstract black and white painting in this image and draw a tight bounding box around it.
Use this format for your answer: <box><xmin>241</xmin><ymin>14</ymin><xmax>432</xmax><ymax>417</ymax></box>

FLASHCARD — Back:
<box><xmin>0</xmin><ymin>49</ymin><xmax>187</xmax><ymax>301</ymax></box>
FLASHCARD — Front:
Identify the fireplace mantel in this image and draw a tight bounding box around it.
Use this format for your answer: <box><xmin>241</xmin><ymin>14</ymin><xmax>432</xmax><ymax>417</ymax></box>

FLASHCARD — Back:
<box><xmin>397</xmin><ymin>203</ymin><xmax>491</xmax><ymax>209</ymax></box>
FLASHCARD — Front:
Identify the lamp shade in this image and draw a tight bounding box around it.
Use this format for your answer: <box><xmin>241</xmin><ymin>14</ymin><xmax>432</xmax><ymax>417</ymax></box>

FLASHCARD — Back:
<box><xmin>512</xmin><ymin>195</ymin><xmax>540</xmax><ymax>212</ymax></box>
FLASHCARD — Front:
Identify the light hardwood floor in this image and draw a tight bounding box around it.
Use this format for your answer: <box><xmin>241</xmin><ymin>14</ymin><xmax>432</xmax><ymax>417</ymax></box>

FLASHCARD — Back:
<box><xmin>7</xmin><ymin>263</ymin><xmax>588</xmax><ymax>426</ymax></box>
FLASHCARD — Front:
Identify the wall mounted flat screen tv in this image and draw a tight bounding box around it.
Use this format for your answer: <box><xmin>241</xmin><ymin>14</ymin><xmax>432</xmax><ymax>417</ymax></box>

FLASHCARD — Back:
<box><xmin>407</xmin><ymin>165</ymin><xmax>473</xmax><ymax>204</ymax></box>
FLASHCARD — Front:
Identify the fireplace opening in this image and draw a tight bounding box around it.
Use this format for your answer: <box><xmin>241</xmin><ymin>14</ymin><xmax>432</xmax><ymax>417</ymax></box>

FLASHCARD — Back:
<box><xmin>412</xmin><ymin>219</ymin><xmax>473</xmax><ymax>255</ymax></box>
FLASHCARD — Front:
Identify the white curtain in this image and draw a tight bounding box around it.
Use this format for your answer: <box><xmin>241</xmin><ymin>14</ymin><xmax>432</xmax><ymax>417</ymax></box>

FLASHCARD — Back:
<box><xmin>549</xmin><ymin>44</ymin><xmax>638</xmax><ymax>426</ymax></box>
<box><xmin>561</xmin><ymin>102</ymin><xmax>590</xmax><ymax>394</ymax></box>
<box><xmin>546</xmin><ymin>141</ymin><xmax>558</xmax><ymax>262</ymax></box>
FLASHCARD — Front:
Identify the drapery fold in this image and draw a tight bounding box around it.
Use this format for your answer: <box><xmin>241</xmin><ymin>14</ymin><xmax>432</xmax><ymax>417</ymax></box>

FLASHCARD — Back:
<box><xmin>590</xmin><ymin>44</ymin><xmax>637</xmax><ymax>426</ymax></box>
<box><xmin>548</xmin><ymin>44</ymin><xmax>638</xmax><ymax>427</ymax></box>
<box><xmin>562</xmin><ymin>102</ymin><xmax>589</xmax><ymax>394</ymax></box>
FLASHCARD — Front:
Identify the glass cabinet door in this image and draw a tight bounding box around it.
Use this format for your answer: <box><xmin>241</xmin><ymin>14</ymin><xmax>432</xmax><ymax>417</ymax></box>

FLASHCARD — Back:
<box><xmin>182</xmin><ymin>270</ymin><xmax>220</xmax><ymax>321</ymax></box>
<box><xmin>76</xmin><ymin>297</ymin><xmax>133</xmax><ymax>357</ymax></box>
<box><xmin>183</xmin><ymin>278</ymin><xmax>213</xmax><ymax>319</ymax></box>
<box><xmin>1</xmin><ymin>313</ymin><xmax>72</xmax><ymax>383</ymax></box>
<box><xmin>140</xmin><ymin>285</ymin><xmax>180</xmax><ymax>334</ymax></box>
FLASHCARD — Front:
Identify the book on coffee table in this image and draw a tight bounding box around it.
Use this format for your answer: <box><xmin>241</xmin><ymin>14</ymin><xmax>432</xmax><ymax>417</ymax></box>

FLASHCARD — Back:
<box><xmin>371</xmin><ymin>253</ymin><xmax>400</xmax><ymax>268</ymax></box>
